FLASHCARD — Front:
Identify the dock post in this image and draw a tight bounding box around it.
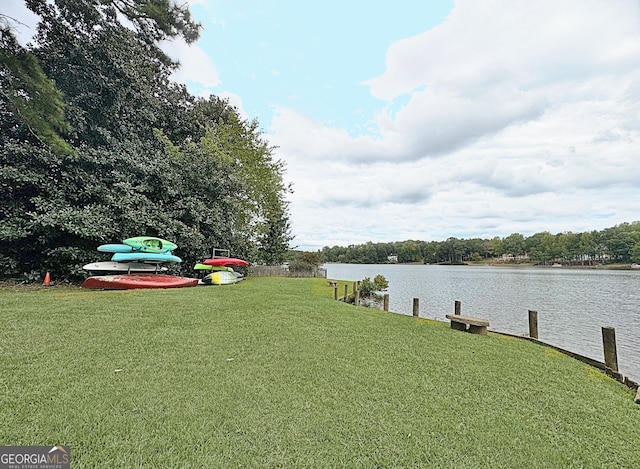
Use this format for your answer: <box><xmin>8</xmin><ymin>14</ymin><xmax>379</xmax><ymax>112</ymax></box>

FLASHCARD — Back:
<box><xmin>383</xmin><ymin>294</ymin><xmax>389</xmax><ymax>312</ymax></box>
<box><xmin>333</xmin><ymin>286</ymin><xmax>338</xmax><ymax>301</ymax></box>
<box><xmin>413</xmin><ymin>298</ymin><xmax>419</xmax><ymax>317</ymax></box>
<box><xmin>454</xmin><ymin>300</ymin><xmax>461</xmax><ymax>315</ymax></box>
<box><xmin>602</xmin><ymin>327</ymin><xmax>618</xmax><ymax>372</ymax></box>
<box><xmin>528</xmin><ymin>310</ymin><xmax>538</xmax><ymax>339</ymax></box>
<box><xmin>354</xmin><ymin>290</ymin><xmax>360</xmax><ymax>306</ymax></box>
<box><xmin>344</xmin><ymin>284</ymin><xmax>348</xmax><ymax>301</ymax></box>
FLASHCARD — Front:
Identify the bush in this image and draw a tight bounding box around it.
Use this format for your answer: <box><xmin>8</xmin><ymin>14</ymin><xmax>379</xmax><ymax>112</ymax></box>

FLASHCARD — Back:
<box><xmin>357</xmin><ymin>274</ymin><xmax>388</xmax><ymax>308</ymax></box>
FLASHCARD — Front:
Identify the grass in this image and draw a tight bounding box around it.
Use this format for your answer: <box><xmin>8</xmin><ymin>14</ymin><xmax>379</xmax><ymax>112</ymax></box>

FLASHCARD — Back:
<box><xmin>1</xmin><ymin>277</ymin><xmax>639</xmax><ymax>467</ymax></box>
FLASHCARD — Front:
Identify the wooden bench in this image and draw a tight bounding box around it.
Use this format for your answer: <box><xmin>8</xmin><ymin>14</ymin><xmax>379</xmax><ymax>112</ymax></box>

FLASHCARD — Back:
<box><xmin>445</xmin><ymin>314</ymin><xmax>490</xmax><ymax>335</ymax></box>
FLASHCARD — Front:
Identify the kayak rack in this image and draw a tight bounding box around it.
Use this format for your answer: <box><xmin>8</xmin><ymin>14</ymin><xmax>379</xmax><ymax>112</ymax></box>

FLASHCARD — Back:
<box><xmin>211</xmin><ymin>248</ymin><xmax>230</xmax><ymax>259</ymax></box>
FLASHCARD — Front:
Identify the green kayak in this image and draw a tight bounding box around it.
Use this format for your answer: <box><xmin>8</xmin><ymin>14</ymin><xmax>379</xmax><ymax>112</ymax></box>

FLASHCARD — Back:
<box><xmin>123</xmin><ymin>236</ymin><xmax>177</xmax><ymax>253</ymax></box>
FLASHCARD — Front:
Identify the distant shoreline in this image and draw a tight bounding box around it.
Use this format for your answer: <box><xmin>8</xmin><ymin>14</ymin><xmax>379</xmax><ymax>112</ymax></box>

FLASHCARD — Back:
<box><xmin>324</xmin><ymin>261</ymin><xmax>640</xmax><ymax>270</ymax></box>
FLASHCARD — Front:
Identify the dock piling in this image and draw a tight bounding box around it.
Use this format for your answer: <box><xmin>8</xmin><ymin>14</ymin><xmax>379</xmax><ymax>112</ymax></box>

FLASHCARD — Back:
<box><xmin>528</xmin><ymin>310</ymin><xmax>538</xmax><ymax>339</ymax></box>
<box><xmin>602</xmin><ymin>326</ymin><xmax>619</xmax><ymax>372</ymax></box>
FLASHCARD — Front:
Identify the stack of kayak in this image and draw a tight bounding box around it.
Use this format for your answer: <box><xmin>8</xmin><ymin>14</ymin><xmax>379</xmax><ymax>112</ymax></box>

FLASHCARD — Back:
<box><xmin>195</xmin><ymin>249</ymin><xmax>248</xmax><ymax>285</ymax></box>
<box><xmin>82</xmin><ymin>236</ymin><xmax>198</xmax><ymax>290</ymax></box>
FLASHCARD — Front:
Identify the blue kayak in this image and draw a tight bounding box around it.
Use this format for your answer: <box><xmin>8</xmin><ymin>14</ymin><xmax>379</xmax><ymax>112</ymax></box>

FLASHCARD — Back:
<box><xmin>111</xmin><ymin>252</ymin><xmax>182</xmax><ymax>263</ymax></box>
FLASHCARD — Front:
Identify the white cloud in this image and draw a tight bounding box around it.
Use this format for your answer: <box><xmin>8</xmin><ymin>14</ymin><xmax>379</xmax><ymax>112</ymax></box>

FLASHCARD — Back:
<box><xmin>218</xmin><ymin>91</ymin><xmax>249</xmax><ymax>121</ymax></box>
<box><xmin>268</xmin><ymin>0</ymin><xmax>640</xmax><ymax>249</ymax></box>
<box><xmin>366</xmin><ymin>0</ymin><xmax>640</xmax><ymax>101</ymax></box>
<box><xmin>355</xmin><ymin>0</ymin><xmax>640</xmax><ymax>162</ymax></box>
<box><xmin>163</xmin><ymin>39</ymin><xmax>221</xmax><ymax>88</ymax></box>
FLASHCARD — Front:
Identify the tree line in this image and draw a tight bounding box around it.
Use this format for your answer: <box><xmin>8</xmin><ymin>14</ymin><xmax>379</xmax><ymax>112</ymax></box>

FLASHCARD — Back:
<box><xmin>1</xmin><ymin>1</ymin><xmax>292</xmax><ymax>281</ymax></box>
<box><xmin>320</xmin><ymin>222</ymin><xmax>640</xmax><ymax>266</ymax></box>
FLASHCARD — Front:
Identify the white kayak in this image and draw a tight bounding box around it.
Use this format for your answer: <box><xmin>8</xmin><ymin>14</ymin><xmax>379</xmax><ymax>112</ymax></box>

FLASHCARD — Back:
<box><xmin>200</xmin><ymin>270</ymin><xmax>242</xmax><ymax>285</ymax></box>
<box><xmin>82</xmin><ymin>261</ymin><xmax>168</xmax><ymax>273</ymax></box>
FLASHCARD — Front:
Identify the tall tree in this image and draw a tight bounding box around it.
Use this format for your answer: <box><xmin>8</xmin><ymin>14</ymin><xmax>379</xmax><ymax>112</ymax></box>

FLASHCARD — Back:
<box><xmin>503</xmin><ymin>233</ymin><xmax>526</xmax><ymax>257</ymax></box>
<box><xmin>577</xmin><ymin>232</ymin><xmax>596</xmax><ymax>265</ymax></box>
<box><xmin>1</xmin><ymin>1</ymin><xmax>294</xmax><ymax>280</ymax></box>
<box><xmin>196</xmin><ymin>108</ymin><xmax>293</xmax><ymax>264</ymax></box>
<box><xmin>1</xmin><ymin>0</ymin><xmax>200</xmax><ymax>154</ymax></box>
<box><xmin>26</xmin><ymin>0</ymin><xmax>200</xmax><ymax>47</ymax></box>
<box><xmin>0</xmin><ymin>15</ymin><xmax>73</xmax><ymax>155</ymax></box>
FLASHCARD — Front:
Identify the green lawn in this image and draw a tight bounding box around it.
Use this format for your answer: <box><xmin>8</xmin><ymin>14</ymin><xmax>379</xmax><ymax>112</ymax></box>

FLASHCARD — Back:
<box><xmin>1</xmin><ymin>277</ymin><xmax>639</xmax><ymax>467</ymax></box>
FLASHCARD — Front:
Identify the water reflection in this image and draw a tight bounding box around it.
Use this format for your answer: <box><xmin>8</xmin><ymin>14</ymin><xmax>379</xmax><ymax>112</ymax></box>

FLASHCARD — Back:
<box><xmin>325</xmin><ymin>264</ymin><xmax>640</xmax><ymax>383</ymax></box>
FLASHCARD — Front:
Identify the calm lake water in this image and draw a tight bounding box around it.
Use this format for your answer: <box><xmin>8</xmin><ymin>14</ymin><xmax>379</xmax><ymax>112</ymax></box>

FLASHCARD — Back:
<box><xmin>324</xmin><ymin>263</ymin><xmax>640</xmax><ymax>383</ymax></box>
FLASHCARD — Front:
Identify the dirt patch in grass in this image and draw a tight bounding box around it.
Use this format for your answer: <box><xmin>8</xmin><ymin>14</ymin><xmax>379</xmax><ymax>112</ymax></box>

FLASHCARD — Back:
<box><xmin>0</xmin><ymin>279</ymin><xmax>80</xmax><ymax>289</ymax></box>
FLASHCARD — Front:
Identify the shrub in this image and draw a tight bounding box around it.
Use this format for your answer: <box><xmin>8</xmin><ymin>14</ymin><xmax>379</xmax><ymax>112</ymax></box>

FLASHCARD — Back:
<box><xmin>357</xmin><ymin>274</ymin><xmax>388</xmax><ymax>308</ymax></box>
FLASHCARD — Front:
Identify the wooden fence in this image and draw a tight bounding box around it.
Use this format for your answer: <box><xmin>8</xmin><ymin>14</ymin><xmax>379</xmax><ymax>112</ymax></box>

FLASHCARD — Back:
<box><xmin>248</xmin><ymin>265</ymin><xmax>327</xmax><ymax>278</ymax></box>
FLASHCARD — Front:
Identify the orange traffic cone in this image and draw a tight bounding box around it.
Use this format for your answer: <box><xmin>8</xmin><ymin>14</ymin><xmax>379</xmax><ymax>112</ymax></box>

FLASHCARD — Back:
<box><xmin>43</xmin><ymin>272</ymin><xmax>51</xmax><ymax>286</ymax></box>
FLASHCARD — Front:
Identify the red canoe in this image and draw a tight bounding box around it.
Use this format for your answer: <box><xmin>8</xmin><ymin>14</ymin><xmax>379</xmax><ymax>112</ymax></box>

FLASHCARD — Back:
<box><xmin>202</xmin><ymin>257</ymin><xmax>249</xmax><ymax>267</ymax></box>
<box><xmin>81</xmin><ymin>274</ymin><xmax>198</xmax><ymax>290</ymax></box>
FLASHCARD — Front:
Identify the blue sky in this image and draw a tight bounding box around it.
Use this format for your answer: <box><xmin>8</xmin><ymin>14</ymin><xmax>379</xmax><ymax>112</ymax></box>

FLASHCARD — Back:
<box><xmin>178</xmin><ymin>1</ymin><xmax>453</xmax><ymax>134</ymax></box>
<box><xmin>7</xmin><ymin>1</ymin><xmax>640</xmax><ymax>251</ymax></box>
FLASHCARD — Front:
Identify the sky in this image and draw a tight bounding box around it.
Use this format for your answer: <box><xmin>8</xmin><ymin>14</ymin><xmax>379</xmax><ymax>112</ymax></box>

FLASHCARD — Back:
<box><xmin>6</xmin><ymin>0</ymin><xmax>640</xmax><ymax>250</ymax></box>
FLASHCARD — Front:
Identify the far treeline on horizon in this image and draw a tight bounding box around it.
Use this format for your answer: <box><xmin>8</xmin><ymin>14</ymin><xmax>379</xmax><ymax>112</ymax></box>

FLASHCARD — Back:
<box><xmin>318</xmin><ymin>221</ymin><xmax>640</xmax><ymax>267</ymax></box>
